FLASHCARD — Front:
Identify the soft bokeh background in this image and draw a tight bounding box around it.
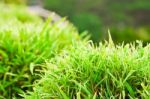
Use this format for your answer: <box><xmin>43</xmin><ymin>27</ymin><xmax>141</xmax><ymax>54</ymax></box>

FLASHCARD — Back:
<box><xmin>2</xmin><ymin>0</ymin><xmax>150</xmax><ymax>44</ymax></box>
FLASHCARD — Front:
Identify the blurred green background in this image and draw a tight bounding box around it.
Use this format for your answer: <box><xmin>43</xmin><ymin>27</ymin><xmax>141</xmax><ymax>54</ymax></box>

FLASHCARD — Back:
<box><xmin>2</xmin><ymin>0</ymin><xmax>150</xmax><ymax>43</ymax></box>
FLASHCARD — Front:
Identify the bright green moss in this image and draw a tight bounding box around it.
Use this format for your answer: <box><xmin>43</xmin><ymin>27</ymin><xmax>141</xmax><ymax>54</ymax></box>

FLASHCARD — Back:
<box><xmin>25</xmin><ymin>41</ymin><xmax>150</xmax><ymax>99</ymax></box>
<box><xmin>0</xmin><ymin>4</ymin><xmax>82</xmax><ymax>98</ymax></box>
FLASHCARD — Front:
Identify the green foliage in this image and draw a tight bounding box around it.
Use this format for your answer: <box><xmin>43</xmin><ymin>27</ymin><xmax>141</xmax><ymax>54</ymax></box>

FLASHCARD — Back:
<box><xmin>0</xmin><ymin>4</ymin><xmax>41</xmax><ymax>23</ymax></box>
<box><xmin>43</xmin><ymin>0</ymin><xmax>103</xmax><ymax>42</ymax></box>
<box><xmin>70</xmin><ymin>13</ymin><xmax>102</xmax><ymax>42</ymax></box>
<box><xmin>0</xmin><ymin>4</ymin><xmax>81</xmax><ymax>98</ymax></box>
<box><xmin>43</xmin><ymin>0</ymin><xmax>150</xmax><ymax>43</ymax></box>
<box><xmin>24</xmin><ymin>41</ymin><xmax>150</xmax><ymax>98</ymax></box>
<box><xmin>110</xmin><ymin>27</ymin><xmax>150</xmax><ymax>44</ymax></box>
<box><xmin>1</xmin><ymin>0</ymin><xmax>27</xmax><ymax>4</ymax></box>
<box><xmin>127</xmin><ymin>0</ymin><xmax>150</xmax><ymax>10</ymax></box>
<box><xmin>44</xmin><ymin>0</ymin><xmax>75</xmax><ymax>16</ymax></box>
<box><xmin>0</xmin><ymin>3</ymin><xmax>150</xmax><ymax>99</ymax></box>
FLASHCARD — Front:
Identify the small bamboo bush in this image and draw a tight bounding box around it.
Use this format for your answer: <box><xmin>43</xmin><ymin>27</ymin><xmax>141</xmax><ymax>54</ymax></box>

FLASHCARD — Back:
<box><xmin>0</xmin><ymin>4</ymin><xmax>82</xmax><ymax>98</ymax></box>
<box><xmin>24</xmin><ymin>40</ymin><xmax>150</xmax><ymax>99</ymax></box>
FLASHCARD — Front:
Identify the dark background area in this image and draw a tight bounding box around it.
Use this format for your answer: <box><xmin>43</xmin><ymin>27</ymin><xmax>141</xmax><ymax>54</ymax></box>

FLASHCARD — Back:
<box><xmin>2</xmin><ymin>0</ymin><xmax>150</xmax><ymax>43</ymax></box>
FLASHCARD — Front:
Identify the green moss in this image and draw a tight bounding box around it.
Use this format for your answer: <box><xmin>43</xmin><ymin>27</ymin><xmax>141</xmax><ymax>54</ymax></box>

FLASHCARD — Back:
<box><xmin>0</xmin><ymin>4</ymin><xmax>82</xmax><ymax>98</ymax></box>
<box><xmin>25</xmin><ymin>41</ymin><xmax>150</xmax><ymax>98</ymax></box>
